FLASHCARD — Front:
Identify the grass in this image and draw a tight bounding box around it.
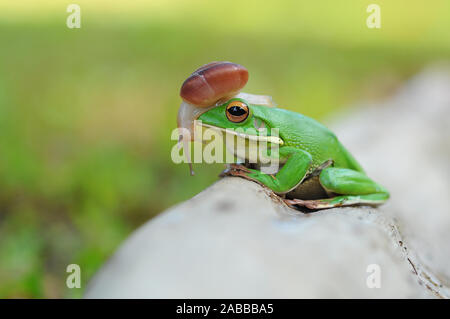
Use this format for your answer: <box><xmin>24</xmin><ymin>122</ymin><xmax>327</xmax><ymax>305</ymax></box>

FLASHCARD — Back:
<box><xmin>0</xmin><ymin>1</ymin><xmax>449</xmax><ymax>297</ymax></box>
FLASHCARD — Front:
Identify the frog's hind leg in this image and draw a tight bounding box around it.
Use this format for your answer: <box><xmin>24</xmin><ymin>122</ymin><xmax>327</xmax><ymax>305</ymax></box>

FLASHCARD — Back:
<box><xmin>285</xmin><ymin>167</ymin><xmax>389</xmax><ymax>210</ymax></box>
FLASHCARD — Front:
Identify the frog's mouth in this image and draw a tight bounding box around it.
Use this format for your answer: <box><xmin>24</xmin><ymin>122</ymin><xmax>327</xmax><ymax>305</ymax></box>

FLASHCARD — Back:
<box><xmin>198</xmin><ymin>123</ymin><xmax>284</xmax><ymax>145</ymax></box>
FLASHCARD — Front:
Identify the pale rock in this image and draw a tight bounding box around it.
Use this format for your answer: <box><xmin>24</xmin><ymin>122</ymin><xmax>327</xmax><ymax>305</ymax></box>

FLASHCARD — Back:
<box><xmin>85</xmin><ymin>66</ymin><xmax>450</xmax><ymax>298</ymax></box>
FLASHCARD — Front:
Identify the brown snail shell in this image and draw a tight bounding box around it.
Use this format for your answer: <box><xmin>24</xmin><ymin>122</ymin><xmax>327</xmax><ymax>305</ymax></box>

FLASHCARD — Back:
<box><xmin>180</xmin><ymin>61</ymin><xmax>249</xmax><ymax>107</ymax></box>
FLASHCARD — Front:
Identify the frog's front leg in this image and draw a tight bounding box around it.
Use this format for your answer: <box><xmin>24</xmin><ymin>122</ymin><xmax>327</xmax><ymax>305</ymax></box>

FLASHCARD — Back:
<box><xmin>286</xmin><ymin>167</ymin><xmax>389</xmax><ymax>209</ymax></box>
<box><xmin>226</xmin><ymin>147</ymin><xmax>312</xmax><ymax>194</ymax></box>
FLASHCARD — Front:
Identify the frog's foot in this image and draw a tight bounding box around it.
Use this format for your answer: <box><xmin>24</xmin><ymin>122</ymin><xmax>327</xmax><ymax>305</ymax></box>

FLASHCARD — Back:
<box><xmin>285</xmin><ymin>167</ymin><xmax>390</xmax><ymax>210</ymax></box>
<box><xmin>219</xmin><ymin>164</ymin><xmax>281</xmax><ymax>190</ymax></box>
<box><xmin>220</xmin><ymin>147</ymin><xmax>313</xmax><ymax>195</ymax></box>
<box><xmin>285</xmin><ymin>193</ymin><xmax>388</xmax><ymax>210</ymax></box>
<box><xmin>219</xmin><ymin>164</ymin><xmax>251</xmax><ymax>177</ymax></box>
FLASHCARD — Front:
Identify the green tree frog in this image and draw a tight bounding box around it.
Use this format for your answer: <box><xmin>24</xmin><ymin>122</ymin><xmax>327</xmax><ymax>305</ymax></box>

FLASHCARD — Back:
<box><xmin>178</xmin><ymin>62</ymin><xmax>389</xmax><ymax>210</ymax></box>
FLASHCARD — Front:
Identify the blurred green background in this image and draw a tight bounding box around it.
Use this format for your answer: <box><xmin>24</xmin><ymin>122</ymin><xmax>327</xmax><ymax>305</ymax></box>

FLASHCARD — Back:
<box><xmin>0</xmin><ymin>0</ymin><xmax>449</xmax><ymax>298</ymax></box>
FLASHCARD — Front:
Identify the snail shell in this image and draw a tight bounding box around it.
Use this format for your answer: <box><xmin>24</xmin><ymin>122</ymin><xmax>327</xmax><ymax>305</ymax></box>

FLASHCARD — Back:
<box><xmin>180</xmin><ymin>61</ymin><xmax>249</xmax><ymax>107</ymax></box>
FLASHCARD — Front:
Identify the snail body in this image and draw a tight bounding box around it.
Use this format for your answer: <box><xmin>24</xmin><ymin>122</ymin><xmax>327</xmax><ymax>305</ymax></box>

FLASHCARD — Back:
<box><xmin>177</xmin><ymin>62</ymin><xmax>275</xmax><ymax>175</ymax></box>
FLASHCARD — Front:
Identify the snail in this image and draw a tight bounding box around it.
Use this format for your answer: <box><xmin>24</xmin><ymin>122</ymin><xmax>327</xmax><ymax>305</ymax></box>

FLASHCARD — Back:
<box><xmin>177</xmin><ymin>61</ymin><xmax>276</xmax><ymax>175</ymax></box>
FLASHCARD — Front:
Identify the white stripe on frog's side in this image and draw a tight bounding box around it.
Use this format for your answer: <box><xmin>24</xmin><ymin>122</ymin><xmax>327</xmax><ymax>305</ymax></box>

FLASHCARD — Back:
<box><xmin>198</xmin><ymin>123</ymin><xmax>284</xmax><ymax>145</ymax></box>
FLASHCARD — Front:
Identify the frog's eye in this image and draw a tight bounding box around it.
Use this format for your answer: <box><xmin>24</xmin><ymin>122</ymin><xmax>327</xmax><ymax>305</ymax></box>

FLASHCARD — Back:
<box><xmin>226</xmin><ymin>101</ymin><xmax>249</xmax><ymax>123</ymax></box>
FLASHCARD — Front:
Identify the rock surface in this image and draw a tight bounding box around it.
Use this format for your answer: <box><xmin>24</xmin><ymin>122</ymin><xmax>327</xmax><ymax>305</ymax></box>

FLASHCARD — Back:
<box><xmin>85</xmin><ymin>67</ymin><xmax>450</xmax><ymax>298</ymax></box>
<box><xmin>329</xmin><ymin>65</ymin><xmax>450</xmax><ymax>298</ymax></box>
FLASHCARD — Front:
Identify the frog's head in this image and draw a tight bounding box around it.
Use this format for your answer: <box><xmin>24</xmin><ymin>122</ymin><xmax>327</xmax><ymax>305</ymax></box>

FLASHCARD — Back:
<box><xmin>197</xmin><ymin>98</ymin><xmax>284</xmax><ymax>145</ymax></box>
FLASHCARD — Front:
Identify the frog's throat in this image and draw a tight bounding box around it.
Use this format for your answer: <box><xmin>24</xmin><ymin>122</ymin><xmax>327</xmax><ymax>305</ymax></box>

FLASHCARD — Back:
<box><xmin>199</xmin><ymin>123</ymin><xmax>284</xmax><ymax>145</ymax></box>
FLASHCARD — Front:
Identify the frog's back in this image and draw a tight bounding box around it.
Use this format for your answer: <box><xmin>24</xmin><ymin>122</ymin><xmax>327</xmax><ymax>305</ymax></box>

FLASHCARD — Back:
<box><xmin>260</xmin><ymin>107</ymin><xmax>364</xmax><ymax>172</ymax></box>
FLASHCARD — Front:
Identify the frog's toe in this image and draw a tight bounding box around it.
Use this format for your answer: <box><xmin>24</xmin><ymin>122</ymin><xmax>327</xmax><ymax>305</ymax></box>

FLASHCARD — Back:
<box><xmin>229</xmin><ymin>163</ymin><xmax>251</xmax><ymax>173</ymax></box>
<box><xmin>285</xmin><ymin>194</ymin><xmax>388</xmax><ymax>210</ymax></box>
<box><xmin>220</xmin><ymin>164</ymin><xmax>255</xmax><ymax>180</ymax></box>
<box><xmin>219</xmin><ymin>164</ymin><xmax>250</xmax><ymax>177</ymax></box>
<box><xmin>284</xmin><ymin>198</ymin><xmax>334</xmax><ymax>210</ymax></box>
